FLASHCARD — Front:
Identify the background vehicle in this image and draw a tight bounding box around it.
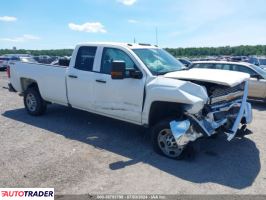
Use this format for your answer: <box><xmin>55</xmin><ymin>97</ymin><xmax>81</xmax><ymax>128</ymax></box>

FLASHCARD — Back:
<box><xmin>51</xmin><ymin>56</ymin><xmax>71</xmax><ymax>66</ymax></box>
<box><xmin>34</xmin><ymin>55</ymin><xmax>54</xmax><ymax>64</ymax></box>
<box><xmin>177</xmin><ymin>58</ymin><xmax>191</xmax><ymax>68</ymax></box>
<box><xmin>258</xmin><ymin>58</ymin><xmax>266</xmax><ymax>69</ymax></box>
<box><xmin>190</xmin><ymin>61</ymin><xmax>266</xmax><ymax>101</ymax></box>
<box><xmin>4</xmin><ymin>54</ymin><xmax>37</xmax><ymax>65</ymax></box>
<box><xmin>247</xmin><ymin>56</ymin><xmax>260</xmax><ymax>66</ymax></box>
<box><xmin>19</xmin><ymin>56</ymin><xmax>38</xmax><ymax>63</ymax></box>
<box><xmin>7</xmin><ymin>43</ymin><xmax>252</xmax><ymax>159</ymax></box>
<box><xmin>0</xmin><ymin>56</ymin><xmax>10</xmax><ymax>71</ymax></box>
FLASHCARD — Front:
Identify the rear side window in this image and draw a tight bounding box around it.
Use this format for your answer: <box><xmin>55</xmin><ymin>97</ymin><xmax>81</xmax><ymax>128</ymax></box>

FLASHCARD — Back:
<box><xmin>212</xmin><ymin>64</ymin><xmax>223</xmax><ymax>70</ymax></box>
<box><xmin>214</xmin><ymin>64</ymin><xmax>231</xmax><ymax>70</ymax></box>
<box><xmin>75</xmin><ymin>46</ymin><xmax>97</xmax><ymax>71</ymax></box>
<box><xmin>192</xmin><ymin>63</ymin><xmax>214</xmax><ymax>69</ymax></box>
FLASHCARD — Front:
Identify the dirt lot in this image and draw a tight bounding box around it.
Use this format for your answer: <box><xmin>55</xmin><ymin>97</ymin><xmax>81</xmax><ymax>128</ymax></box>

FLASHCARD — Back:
<box><xmin>0</xmin><ymin>71</ymin><xmax>266</xmax><ymax>195</ymax></box>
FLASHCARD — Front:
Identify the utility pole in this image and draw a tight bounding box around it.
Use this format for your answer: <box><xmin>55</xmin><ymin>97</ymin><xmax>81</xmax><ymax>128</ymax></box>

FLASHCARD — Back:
<box><xmin>155</xmin><ymin>27</ymin><xmax>158</xmax><ymax>46</ymax></box>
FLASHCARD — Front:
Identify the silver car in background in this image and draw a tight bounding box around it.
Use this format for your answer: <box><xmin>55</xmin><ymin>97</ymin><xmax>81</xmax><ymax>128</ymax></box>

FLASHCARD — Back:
<box><xmin>190</xmin><ymin>61</ymin><xmax>266</xmax><ymax>101</ymax></box>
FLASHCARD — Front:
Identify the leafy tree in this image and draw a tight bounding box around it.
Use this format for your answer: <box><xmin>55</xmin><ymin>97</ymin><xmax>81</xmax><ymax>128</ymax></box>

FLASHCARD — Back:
<box><xmin>0</xmin><ymin>49</ymin><xmax>73</xmax><ymax>57</ymax></box>
<box><xmin>165</xmin><ymin>45</ymin><xmax>266</xmax><ymax>57</ymax></box>
<box><xmin>1</xmin><ymin>45</ymin><xmax>266</xmax><ymax>58</ymax></box>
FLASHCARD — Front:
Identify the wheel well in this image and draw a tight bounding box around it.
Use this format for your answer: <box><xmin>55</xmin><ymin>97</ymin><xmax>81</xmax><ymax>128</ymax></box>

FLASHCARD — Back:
<box><xmin>149</xmin><ymin>101</ymin><xmax>186</xmax><ymax>126</ymax></box>
<box><xmin>20</xmin><ymin>78</ymin><xmax>38</xmax><ymax>92</ymax></box>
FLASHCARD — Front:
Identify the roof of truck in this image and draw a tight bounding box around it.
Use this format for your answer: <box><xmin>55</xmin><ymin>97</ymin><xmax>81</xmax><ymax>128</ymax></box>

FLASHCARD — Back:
<box><xmin>76</xmin><ymin>42</ymin><xmax>158</xmax><ymax>49</ymax></box>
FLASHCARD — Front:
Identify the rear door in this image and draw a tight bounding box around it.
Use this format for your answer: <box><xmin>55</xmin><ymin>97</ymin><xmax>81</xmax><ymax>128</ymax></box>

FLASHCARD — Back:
<box><xmin>92</xmin><ymin>47</ymin><xmax>146</xmax><ymax>123</ymax></box>
<box><xmin>66</xmin><ymin>46</ymin><xmax>98</xmax><ymax>110</ymax></box>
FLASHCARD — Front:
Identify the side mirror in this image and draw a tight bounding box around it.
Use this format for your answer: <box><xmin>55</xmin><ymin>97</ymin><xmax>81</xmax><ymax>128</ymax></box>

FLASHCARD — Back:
<box><xmin>128</xmin><ymin>69</ymin><xmax>143</xmax><ymax>79</ymax></box>
<box><xmin>111</xmin><ymin>61</ymin><xmax>125</xmax><ymax>79</ymax></box>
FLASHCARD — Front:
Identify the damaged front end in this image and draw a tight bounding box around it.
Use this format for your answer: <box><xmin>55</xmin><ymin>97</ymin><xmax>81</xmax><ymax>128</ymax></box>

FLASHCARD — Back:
<box><xmin>170</xmin><ymin>81</ymin><xmax>253</xmax><ymax>148</ymax></box>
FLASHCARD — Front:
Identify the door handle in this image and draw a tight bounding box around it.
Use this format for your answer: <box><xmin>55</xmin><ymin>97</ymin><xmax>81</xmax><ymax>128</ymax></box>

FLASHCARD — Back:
<box><xmin>68</xmin><ymin>75</ymin><xmax>78</xmax><ymax>78</ymax></box>
<box><xmin>95</xmin><ymin>79</ymin><xmax>106</xmax><ymax>83</ymax></box>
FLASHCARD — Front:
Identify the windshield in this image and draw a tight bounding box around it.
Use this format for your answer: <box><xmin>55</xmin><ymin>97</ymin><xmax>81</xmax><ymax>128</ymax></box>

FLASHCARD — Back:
<box><xmin>133</xmin><ymin>48</ymin><xmax>184</xmax><ymax>75</ymax></box>
<box><xmin>252</xmin><ymin>64</ymin><xmax>266</xmax><ymax>79</ymax></box>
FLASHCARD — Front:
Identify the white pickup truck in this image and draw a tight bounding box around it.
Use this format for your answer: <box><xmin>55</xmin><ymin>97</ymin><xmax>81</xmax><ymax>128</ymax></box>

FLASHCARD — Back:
<box><xmin>7</xmin><ymin>42</ymin><xmax>253</xmax><ymax>159</ymax></box>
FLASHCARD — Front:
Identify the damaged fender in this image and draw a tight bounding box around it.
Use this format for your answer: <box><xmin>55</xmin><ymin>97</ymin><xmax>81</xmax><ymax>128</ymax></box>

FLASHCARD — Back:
<box><xmin>170</xmin><ymin>81</ymin><xmax>253</xmax><ymax>146</ymax></box>
<box><xmin>170</xmin><ymin>120</ymin><xmax>203</xmax><ymax>147</ymax></box>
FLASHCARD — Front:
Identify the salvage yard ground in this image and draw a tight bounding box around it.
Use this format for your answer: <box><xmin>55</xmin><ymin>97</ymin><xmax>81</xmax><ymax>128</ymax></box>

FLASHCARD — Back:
<box><xmin>0</xmin><ymin>71</ymin><xmax>265</xmax><ymax>194</ymax></box>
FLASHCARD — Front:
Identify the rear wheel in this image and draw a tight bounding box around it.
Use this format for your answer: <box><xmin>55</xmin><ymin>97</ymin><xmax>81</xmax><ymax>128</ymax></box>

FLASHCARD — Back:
<box><xmin>24</xmin><ymin>87</ymin><xmax>47</xmax><ymax>116</ymax></box>
<box><xmin>151</xmin><ymin>119</ymin><xmax>186</xmax><ymax>159</ymax></box>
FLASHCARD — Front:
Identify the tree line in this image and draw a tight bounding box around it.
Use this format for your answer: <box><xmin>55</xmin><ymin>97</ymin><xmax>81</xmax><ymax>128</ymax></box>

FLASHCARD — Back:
<box><xmin>165</xmin><ymin>45</ymin><xmax>266</xmax><ymax>57</ymax></box>
<box><xmin>1</xmin><ymin>45</ymin><xmax>266</xmax><ymax>57</ymax></box>
<box><xmin>0</xmin><ymin>49</ymin><xmax>73</xmax><ymax>57</ymax></box>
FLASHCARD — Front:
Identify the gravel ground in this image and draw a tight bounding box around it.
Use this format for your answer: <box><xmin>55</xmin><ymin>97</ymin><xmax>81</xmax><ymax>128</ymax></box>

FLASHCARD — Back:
<box><xmin>0</xmin><ymin>71</ymin><xmax>265</xmax><ymax>195</ymax></box>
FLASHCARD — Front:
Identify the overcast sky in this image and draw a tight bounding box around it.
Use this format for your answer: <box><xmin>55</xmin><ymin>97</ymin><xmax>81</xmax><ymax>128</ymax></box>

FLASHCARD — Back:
<box><xmin>0</xmin><ymin>0</ymin><xmax>266</xmax><ymax>49</ymax></box>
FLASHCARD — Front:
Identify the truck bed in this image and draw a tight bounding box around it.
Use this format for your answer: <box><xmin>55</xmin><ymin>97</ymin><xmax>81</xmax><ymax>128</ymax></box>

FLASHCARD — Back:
<box><xmin>9</xmin><ymin>62</ymin><xmax>69</xmax><ymax>105</ymax></box>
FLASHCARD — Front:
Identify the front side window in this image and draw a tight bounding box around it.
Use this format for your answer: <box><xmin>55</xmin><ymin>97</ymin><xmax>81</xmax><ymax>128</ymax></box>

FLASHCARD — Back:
<box><xmin>233</xmin><ymin>65</ymin><xmax>257</xmax><ymax>76</ymax></box>
<box><xmin>101</xmin><ymin>48</ymin><xmax>136</xmax><ymax>74</ymax></box>
<box><xmin>75</xmin><ymin>46</ymin><xmax>97</xmax><ymax>71</ymax></box>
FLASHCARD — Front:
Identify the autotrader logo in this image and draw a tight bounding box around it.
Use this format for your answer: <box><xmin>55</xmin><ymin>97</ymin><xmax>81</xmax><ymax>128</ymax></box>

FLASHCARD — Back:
<box><xmin>0</xmin><ymin>188</ymin><xmax>54</xmax><ymax>200</ymax></box>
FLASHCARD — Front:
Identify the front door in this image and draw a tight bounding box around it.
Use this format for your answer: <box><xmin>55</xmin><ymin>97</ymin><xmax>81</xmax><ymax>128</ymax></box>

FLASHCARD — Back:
<box><xmin>92</xmin><ymin>47</ymin><xmax>146</xmax><ymax>123</ymax></box>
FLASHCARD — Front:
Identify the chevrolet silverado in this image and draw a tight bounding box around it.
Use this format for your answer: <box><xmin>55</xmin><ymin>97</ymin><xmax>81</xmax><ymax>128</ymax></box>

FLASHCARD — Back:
<box><xmin>7</xmin><ymin>42</ymin><xmax>252</xmax><ymax>159</ymax></box>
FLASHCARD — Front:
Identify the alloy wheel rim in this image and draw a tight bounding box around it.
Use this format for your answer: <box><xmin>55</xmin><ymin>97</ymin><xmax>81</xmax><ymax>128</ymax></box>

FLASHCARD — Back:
<box><xmin>157</xmin><ymin>128</ymin><xmax>183</xmax><ymax>157</ymax></box>
<box><xmin>26</xmin><ymin>93</ymin><xmax>37</xmax><ymax>112</ymax></box>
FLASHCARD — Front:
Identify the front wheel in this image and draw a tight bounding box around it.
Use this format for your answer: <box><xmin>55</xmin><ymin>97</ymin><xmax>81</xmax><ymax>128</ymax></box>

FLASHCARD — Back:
<box><xmin>151</xmin><ymin>119</ymin><xmax>187</xmax><ymax>159</ymax></box>
<box><xmin>24</xmin><ymin>87</ymin><xmax>47</xmax><ymax>116</ymax></box>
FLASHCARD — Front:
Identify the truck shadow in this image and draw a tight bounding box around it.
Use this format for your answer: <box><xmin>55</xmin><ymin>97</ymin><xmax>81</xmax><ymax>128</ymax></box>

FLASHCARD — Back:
<box><xmin>2</xmin><ymin>105</ymin><xmax>260</xmax><ymax>190</ymax></box>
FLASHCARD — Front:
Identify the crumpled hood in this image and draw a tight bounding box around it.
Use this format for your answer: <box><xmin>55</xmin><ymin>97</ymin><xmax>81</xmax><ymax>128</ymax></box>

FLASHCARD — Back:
<box><xmin>164</xmin><ymin>68</ymin><xmax>250</xmax><ymax>87</ymax></box>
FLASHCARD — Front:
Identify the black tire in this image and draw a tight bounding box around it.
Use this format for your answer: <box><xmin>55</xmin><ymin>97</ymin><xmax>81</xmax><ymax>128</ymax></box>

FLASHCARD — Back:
<box><xmin>151</xmin><ymin>119</ymin><xmax>187</xmax><ymax>159</ymax></box>
<box><xmin>24</xmin><ymin>86</ymin><xmax>47</xmax><ymax>116</ymax></box>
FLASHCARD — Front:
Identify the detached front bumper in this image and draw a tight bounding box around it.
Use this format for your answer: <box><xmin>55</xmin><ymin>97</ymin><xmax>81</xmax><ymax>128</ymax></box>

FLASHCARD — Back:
<box><xmin>170</xmin><ymin>81</ymin><xmax>253</xmax><ymax>147</ymax></box>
